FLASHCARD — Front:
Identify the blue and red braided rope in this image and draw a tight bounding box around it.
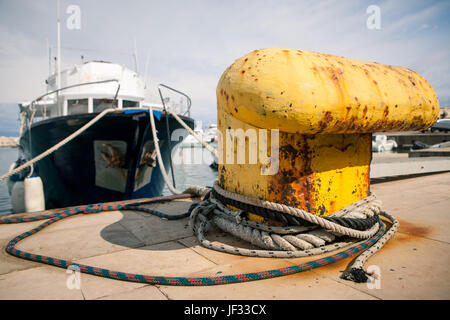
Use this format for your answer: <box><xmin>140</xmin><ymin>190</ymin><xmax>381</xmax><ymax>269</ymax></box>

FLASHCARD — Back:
<box><xmin>1</xmin><ymin>201</ymin><xmax>386</xmax><ymax>286</ymax></box>
<box><xmin>0</xmin><ymin>201</ymin><xmax>190</xmax><ymax>224</ymax></box>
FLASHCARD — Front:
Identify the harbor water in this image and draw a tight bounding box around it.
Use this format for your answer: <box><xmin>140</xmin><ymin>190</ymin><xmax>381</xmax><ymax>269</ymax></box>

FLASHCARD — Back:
<box><xmin>162</xmin><ymin>145</ymin><xmax>218</xmax><ymax>195</ymax></box>
<box><xmin>0</xmin><ymin>146</ymin><xmax>218</xmax><ymax>216</ymax></box>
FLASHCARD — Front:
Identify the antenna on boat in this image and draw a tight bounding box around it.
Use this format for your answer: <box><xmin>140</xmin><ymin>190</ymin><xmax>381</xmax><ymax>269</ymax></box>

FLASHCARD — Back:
<box><xmin>144</xmin><ymin>50</ymin><xmax>150</xmax><ymax>81</ymax></box>
<box><xmin>46</xmin><ymin>38</ymin><xmax>51</xmax><ymax>79</ymax></box>
<box><xmin>56</xmin><ymin>0</ymin><xmax>62</xmax><ymax>115</ymax></box>
<box><xmin>143</xmin><ymin>49</ymin><xmax>151</xmax><ymax>91</ymax></box>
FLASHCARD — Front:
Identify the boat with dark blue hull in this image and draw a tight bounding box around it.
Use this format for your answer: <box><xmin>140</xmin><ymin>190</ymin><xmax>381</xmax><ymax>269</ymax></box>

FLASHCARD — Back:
<box><xmin>9</xmin><ymin>61</ymin><xmax>194</xmax><ymax>212</ymax></box>
<box><xmin>19</xmin><ymin>111</ymin><xmax>193</xmax><ymax>209</ymax></box>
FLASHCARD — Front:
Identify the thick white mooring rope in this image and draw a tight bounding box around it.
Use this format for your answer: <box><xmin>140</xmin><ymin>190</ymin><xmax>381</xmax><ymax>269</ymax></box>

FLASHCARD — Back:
<box><xmin>167</xmin><ymin>110</ymin><xmax>219</xmax><ymax>158</ymax></box>
<box><xmin>212</xmin><ymin>181</ymin><xmax>381</xmax><ymax>239</ymax></box>
<box><xmin>189</xmin><ymin>181</ymin><xmax>399</xmax><ymax>280</ymax></box>
<box><xmin>147</xmin><ymin>105</ymin><xmax>219</xmax><ymax>195</ymax></box>
<box><xmin>147</xmin><ymin>105</ymin><xmax>183</xmax><ymax>195</ymax></box>
<box><xmin>0</xmin><ymin>106</ymin><xmax>214</xmax><ymax>195</ymax></box>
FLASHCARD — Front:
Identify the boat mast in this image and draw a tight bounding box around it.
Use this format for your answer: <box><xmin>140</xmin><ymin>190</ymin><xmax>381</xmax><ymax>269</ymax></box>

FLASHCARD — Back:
<box><xmin>56</xmin><ymin>0</ymin><xmax>62</xmax><ymax>115</ymax></box>
<box><xmin>46</xmin><ymin>38</ymin><xmax>51</xmax><ymax>80</ymax></box>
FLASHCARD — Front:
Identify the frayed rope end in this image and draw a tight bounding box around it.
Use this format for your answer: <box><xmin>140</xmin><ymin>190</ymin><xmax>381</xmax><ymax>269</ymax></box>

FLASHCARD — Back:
<box><xmin>341</xmin><ymin>267</ymin><xmax>369</xmax><ymax>283</ymax></box>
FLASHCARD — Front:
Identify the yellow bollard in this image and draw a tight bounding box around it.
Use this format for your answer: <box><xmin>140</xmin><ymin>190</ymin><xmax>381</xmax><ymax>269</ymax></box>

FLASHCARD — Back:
<box><xmin>216</xmin><ymin>48</ymin><xmax>439</xmax><ymax>221</ymax></box>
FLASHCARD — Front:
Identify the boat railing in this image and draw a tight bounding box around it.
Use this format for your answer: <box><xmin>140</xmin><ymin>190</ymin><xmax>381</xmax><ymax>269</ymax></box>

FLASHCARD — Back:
<box><xmin>18</xmin><ymin>79</ymin><xmax>121</xmax><ymax>139</ymax></box>
<box><xmin>22</xmin><ymin>79</ymin><xmax>121</xmax><ymax>122</ymax></box>
<box><xmin>157</xmin><ymin>83</ymin><xmax>192</xmax><ymax>118</ymax></box>
<box><xmin>36</xmin><ymin>79</ymin><xmax>120</xmax><ymax>106</ymax></box>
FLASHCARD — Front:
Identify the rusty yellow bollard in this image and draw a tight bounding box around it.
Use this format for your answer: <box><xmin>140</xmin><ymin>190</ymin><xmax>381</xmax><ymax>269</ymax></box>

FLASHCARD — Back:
<box><xmin>216</xmin><ymin>48</ymin><xmax>439</xmax><ymax>222</ymax></box>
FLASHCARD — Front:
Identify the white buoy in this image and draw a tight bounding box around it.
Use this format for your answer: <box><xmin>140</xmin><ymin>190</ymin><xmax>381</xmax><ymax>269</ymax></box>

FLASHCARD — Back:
<box><xmin>24</xmin><ymin>176</ymin><xmax>45</xmax><ymax>212</ymax></box>
<box><xmin>11</xmin><ymin>181</ymin><xmax>25</xmax><ymax>213</ymax></box>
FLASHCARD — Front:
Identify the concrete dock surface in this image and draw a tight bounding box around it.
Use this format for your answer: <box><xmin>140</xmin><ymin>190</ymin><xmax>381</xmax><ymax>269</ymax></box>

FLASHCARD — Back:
<box><xmin>0</xmin><ymin>172</ymin><xmax>449</xmax><ymax>300</ymax></box>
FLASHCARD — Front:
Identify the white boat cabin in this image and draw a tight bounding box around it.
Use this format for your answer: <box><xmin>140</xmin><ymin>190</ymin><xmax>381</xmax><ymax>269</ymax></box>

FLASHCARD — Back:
<box><xmin>22</xmin><ymin>61</ymin><xmax>147</xmax><ymax>119</ymax></box>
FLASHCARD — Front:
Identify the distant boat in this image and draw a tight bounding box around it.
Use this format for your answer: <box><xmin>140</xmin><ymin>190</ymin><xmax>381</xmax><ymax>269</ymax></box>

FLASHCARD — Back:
<box><xmin>203</xmin><ymin>124</ymin><xmax>218</xmax><ymax>143</ymax></box>
<box><xmin>372</xmin><ymin>135</ymin><xmax>398</xmax><ymax>152</ymax></box>
<box><xmin>8</xmin><ymin>61</ymin><xmax>194</xmax><ymax>211</ymax></box>
<box><xmin>180</xmin><ymin>123</ymin><xmax>218</xmax><ymax>148</ymax></box>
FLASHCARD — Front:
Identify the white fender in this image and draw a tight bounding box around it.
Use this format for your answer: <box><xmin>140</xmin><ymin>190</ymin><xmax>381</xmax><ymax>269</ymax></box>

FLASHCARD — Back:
<box><xmin>11</xmin><ymin>181</ymin><xmax>25</xmax><ymax>213</ymax></box>
<box><xmin>24</xmin><ymin>176</ymin><xmax>45</xmax><ymax>212</ymax></box>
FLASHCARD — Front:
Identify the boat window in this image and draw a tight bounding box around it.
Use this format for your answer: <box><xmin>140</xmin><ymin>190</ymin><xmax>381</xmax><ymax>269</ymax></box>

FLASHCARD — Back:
<box><xmin>93</xmin><ymin>99</ymin><xmax>117</xmax><ymax>112</ymax></box>
<box><xmin>123</xmin><ymin>100</ymin><xmax>139</xmax><ymax>108</ymax></box>
<box><xmin>68</xmin><ymin>99</ymin><xmax>88</xmax><ymax>115</ymax></box>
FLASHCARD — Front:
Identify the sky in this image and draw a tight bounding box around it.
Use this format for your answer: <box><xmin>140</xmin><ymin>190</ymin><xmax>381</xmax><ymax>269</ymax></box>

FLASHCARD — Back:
<box><xmin>0</xmin><ymin>0</ymin><xmax>449</xmax><ymax>136</ymax></box>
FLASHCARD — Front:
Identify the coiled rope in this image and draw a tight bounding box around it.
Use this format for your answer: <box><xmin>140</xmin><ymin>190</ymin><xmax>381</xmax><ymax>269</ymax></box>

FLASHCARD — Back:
<box><xmin>190</xmin><ymin>182</ymin><xmax>399</xmax><ymax>282</ymax></box>
<box><xmin>1</xmin><ymin>182</ymin><xmax>398</xmax><ymax>286</ymax></box>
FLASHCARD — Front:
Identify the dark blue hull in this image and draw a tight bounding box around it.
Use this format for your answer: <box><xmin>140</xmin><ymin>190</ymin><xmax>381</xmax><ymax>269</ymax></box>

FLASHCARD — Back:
<box><xmin>19</xmin><ymin>111</ymin><xmax>194</xmax><ymax>209</ymax></box>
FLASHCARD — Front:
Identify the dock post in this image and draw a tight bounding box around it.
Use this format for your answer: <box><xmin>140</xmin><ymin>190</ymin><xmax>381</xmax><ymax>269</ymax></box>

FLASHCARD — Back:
<box><xmin>216</xmin><ymin>48</ymin><xmax>439</xmax><ymax>220</ymax></box>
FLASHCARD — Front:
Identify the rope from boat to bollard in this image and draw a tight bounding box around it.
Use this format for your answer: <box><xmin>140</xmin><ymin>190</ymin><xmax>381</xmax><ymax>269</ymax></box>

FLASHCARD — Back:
<box><xmin>0</xmin><ymin>106</ymin><xmax>172</xmax><ymax>184</ymax></box>
<box><xmin>0</xmin><ymin>108</ymin><xmax>119</xmax><ymax>183</ymax></box>
<box><xmin>1</xmin><ymin>185</ymin><xmax>398</xmax><ymax>285</ymax></box>
<box><xmin>146</xmin><ymin>104</ymin><xmax>218</xmax><ymax>195</ymax></box>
